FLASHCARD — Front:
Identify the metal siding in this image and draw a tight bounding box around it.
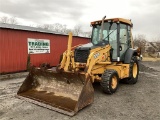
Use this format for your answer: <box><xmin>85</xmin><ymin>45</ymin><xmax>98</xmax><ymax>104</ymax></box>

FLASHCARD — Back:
<box><xmin>0</xmin><ymin>29</ymin><xmax>90</xmax><ymax>73</ymax></box>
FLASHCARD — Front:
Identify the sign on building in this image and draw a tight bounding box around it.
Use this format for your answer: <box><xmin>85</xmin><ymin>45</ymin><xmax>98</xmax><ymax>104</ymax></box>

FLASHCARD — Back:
<box><xmin>28</xmin><ymin>38</ymin><xmax>50</xmax><ymax>54</ymax></box>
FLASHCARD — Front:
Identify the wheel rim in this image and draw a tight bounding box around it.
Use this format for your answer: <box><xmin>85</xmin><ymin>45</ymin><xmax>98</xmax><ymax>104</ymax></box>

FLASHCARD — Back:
<box><xmin>133</xmin><ymin>63</ymin><xmax>138</xmax><ymax>78</ymax></box>
<box><xmin>111</xmin><ymin>76</ymin><xmax>117</xmax><ymax>89</ymax></box>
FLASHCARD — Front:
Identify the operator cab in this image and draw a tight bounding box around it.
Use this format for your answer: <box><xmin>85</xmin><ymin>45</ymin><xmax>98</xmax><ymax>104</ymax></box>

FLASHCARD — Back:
<box><xmin>91</xmin><ymin>18</ymin><xmax>133</xmax><ymax>62</ymax></box>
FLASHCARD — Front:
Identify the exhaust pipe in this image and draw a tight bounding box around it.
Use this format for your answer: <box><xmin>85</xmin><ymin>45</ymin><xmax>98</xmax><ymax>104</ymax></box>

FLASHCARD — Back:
<box><xmin>100</xmin><ymin>16</ymin><xmax>106</xmax><ymax>41</ymax></box>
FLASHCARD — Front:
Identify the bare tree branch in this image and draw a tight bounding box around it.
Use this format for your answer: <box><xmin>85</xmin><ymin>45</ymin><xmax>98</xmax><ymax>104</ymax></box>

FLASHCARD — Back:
<box><xmin>0</xmin><ymin>16</ymin><xmax>18</xmax><ymax>24</ymax></box>
<box><xmin>73</xmin><ymin>25</ymin><xmax>82</xmax><ymax>36</ymax></box>
<box><xmin>134</xmin><ymin>34</ymin><xmax>147</xmax><ymax>54</ymax></box>
<box><xmin>0</xmin><ymin>16</ymin><xmax>9</xmax><ymax>23</ymax></box>
<box><xmin>9</xmin><ymin>17</ymin><xmax>18</xmax><ymax>24</ymax></box>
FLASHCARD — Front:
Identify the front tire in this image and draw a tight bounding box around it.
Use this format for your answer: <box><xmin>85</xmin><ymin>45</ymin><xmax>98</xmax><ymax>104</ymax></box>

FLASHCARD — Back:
<box><xmin>100</xmin><ymin>70</ymin><xmax>119</xmax><ymax>94</ymax></box>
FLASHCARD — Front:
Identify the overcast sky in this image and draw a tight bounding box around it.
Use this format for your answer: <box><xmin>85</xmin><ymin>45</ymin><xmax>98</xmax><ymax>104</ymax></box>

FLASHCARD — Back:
<box><xmin>0</xmin><ymin>0</ymin><xmax>160</xmax><ymax>40</ymax></box>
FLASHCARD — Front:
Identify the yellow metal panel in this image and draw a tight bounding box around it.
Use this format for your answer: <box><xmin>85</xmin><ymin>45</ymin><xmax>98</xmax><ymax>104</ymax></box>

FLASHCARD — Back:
<box><xmin>64</xmin><ymin>32</ymin><xmax>73</xmax><ymax>71</ymax></box>
<box><xmin>91</xmin><ymin>64</ymin><xmax>130</xmax><ymax>80</ymax></box>
<box><xmin>91</xmin><ymin>18</ymin><xmax>132</xmax><ymax>26</ymax></box>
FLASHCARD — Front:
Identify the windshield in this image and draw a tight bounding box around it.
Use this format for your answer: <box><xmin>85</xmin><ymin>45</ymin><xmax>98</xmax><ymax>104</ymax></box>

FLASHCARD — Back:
<box><xmin>91</xmin><ymin>22</ymin><xmax>117</xmax><ymax>45</ymax></box>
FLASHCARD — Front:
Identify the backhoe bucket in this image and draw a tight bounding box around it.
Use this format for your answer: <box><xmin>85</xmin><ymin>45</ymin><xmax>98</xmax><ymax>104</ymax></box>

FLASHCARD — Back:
<box><xmin>17</xmin><ymin>67</ymin><xmax>94</xmax><ymax>116</ymax></box>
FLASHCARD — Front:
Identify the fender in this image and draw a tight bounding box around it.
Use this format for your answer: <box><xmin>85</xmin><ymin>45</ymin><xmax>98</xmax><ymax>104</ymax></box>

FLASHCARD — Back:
<box><xmin>124</xmin><ymin>48</ymin><xmax>137</xmax><ymax>64</ymax></box>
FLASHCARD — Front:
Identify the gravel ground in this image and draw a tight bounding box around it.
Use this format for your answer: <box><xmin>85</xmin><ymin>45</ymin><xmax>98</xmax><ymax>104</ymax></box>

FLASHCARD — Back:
<box><xmin>0</xmin><ymin>61</ymin><xmax>160</xmax><ymax>120</ymax></box>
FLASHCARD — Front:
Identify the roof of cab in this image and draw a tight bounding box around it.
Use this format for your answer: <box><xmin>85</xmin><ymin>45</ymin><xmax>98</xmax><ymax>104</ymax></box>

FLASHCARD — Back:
<box><xmin>91</xmin><ymin>18</ymin><xmax>132</xmax><ymax>26</ymax></box>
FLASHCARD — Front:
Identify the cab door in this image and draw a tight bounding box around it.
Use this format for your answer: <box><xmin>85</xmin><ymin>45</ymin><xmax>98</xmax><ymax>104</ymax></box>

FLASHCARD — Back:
<box><xmin>119</xmin><ymin>24</ymin><xmax>131</xmax><ymax>61</ymax></box>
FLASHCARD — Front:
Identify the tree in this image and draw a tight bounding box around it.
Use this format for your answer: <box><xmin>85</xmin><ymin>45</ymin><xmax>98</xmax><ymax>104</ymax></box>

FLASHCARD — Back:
<box><xmin>0</xmin><ymin>16</ymin><xmax>9</xmax><ymax>23</ymax></box>
<box><xmin>0</xmin><ymin>16</ymin><xmax>18</xmax><ymax>24</ymax></box>
<box><xmin>37</xmin><ymin>23</ymin><xmax>69</xmax><ymax>34</ymax></box>
<box><xmin>36</xmin><ymin>23</ymin><xmax>92</xmax><ymax>37</ymax></box>
<box><xmin>82</xmin><ymin>31</ymin><xmax>92</xmax><ymax>38</ymax></box>
<box><xmin>37</xmin><ymin>24</ymin><xmax>51</xmax><ymax>30</ymax></box>
<box><xmin>65</xmin><ymin>29</ymin><xmax>73</xmax><ymax>34</ymax></box>
<box><xmin>133</xmin><ymin>34</ymin><xmax>147</xmax><ymax>54</ymax></box>
<box><xmin>61</xmin><ymin>24</ymin><xmax>67</xmax><ymax>33</ymax></box>
<box><xmin>9</xmin><ymin>17</ymin><xmax>18</xmax><ymax>24</ymax></box>
<box><xmin>0</xmin><ymin>16</ymin><xmax>93</xmax><ymax>37</ymax></box>
<box><xmin>154</xmin><ymin>39</ymin><xmax>160</xmax><ymax>51</ymax></box>
<box><xmin>73</xmin><ymin>25</ymin><xmax>82</xmax><ymax>36</ymax></box>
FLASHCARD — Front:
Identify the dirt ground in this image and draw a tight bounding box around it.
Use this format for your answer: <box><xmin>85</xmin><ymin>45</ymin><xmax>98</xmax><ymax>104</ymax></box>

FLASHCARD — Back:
<box><xmin>0</xmin><ymin>61</ymin><xmax>160</xmax><ymax>120</ymax></box>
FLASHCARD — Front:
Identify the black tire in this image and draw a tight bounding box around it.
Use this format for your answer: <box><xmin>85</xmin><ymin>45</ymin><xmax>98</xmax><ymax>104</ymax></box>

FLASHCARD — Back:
<box><xmin>100</xmin><ymin>70</ymin><xmax>119</xmax><ymax>94</ymax></box>
<box><xmin>122</xmin><ymin>56</ymin><xmax>139</xmax><ymax>84</ymax></box>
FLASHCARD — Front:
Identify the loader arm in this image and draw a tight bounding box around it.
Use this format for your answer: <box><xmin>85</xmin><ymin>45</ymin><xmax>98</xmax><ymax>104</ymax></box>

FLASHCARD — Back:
<box><xmin>84</xmin><ymin>45</ymin><xmax>111</xmax><ymax>81</ymax></box>
<box><xmin>63</xmin><ymin>32</ymin><xmax>72</xmax><ymax>71</ymax></box>
<box><xmin>59</xmin><ymin>33</ymin><xmax>83</xmax><ymax>72</ymax></box>
<box><xmin>59</xmin><ymin>32</ymin><xmax>75</xmax><ymax>71</ymax></box>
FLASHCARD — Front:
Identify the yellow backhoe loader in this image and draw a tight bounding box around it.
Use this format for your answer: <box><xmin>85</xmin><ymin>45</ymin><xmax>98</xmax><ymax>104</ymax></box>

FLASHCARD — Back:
<box><xmin>17</xmin><ymin>16</ymin><xmax>141</xmax><ymax>116</ymax></box>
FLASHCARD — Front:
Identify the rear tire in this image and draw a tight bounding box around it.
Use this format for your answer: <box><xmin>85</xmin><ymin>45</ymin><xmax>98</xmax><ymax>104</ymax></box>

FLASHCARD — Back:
<box><xmin>121</xmin><ymin>56</ymin><xmax>139</xmax><ymax>84</ymax></box>
<box><xmin>100</xmin><ymin>70</ymin><xmax>119</xmax><ymax>94</ymax></box>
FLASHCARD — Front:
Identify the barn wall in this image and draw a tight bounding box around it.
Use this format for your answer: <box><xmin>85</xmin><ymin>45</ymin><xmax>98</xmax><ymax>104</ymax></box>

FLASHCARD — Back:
<box><xmin>0</xmin><ymin>28</ymin><xmax>90</xmax><ymax>73</ymax></box>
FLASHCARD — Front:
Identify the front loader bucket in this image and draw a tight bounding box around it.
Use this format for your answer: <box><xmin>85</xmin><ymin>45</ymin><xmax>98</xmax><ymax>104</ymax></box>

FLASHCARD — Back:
<box><xmin>17</xmin><ymin>67</ymin><xmax>94</xmax><ymax>116</ymax></box>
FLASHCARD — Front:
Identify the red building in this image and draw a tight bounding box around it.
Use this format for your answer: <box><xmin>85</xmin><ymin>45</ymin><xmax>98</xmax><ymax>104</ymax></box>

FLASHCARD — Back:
<box><xmin>0</xmin><ymin>23</ymin><xmax>90</xmax><ymax>73</ymax></box>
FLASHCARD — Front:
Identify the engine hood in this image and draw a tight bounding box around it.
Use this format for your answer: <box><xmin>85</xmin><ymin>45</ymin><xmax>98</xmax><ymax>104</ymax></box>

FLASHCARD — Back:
<box><xmin>75</xmin><ymin>43</ymin><xmax>98</xmax><ymax>50</ymax></box>
<box><xmin>74</xmin><ymin>42</ymin><xmax>109</xmax><ymax>63</ymax></box>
